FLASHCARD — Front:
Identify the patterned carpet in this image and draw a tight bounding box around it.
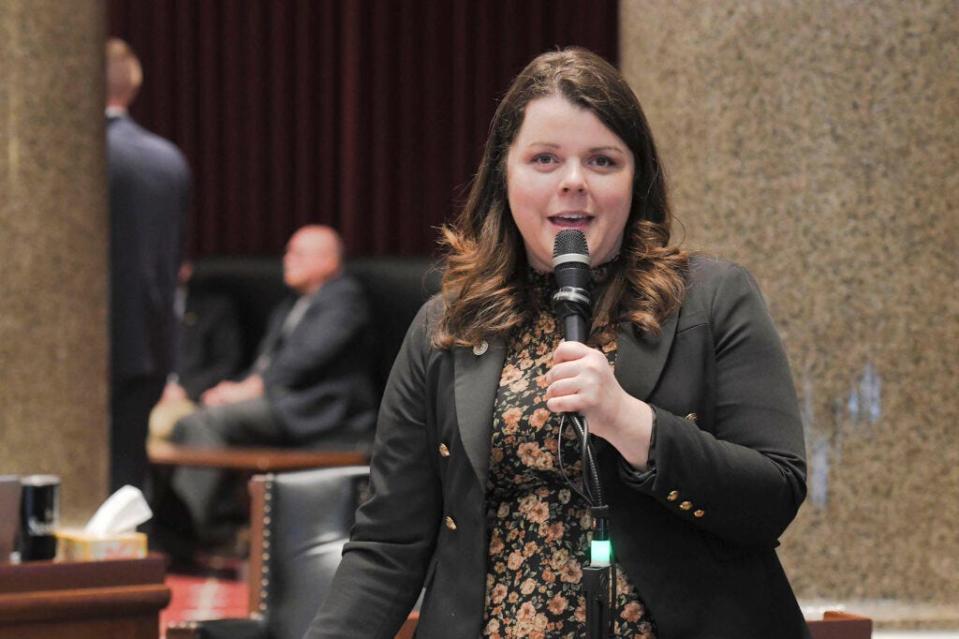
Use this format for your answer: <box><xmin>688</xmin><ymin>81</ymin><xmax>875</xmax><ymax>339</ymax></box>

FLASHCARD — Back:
<box><xmin>160</xmin><ymin>572</ymin><xmax>248</xmax><ymax>636</ymax></box>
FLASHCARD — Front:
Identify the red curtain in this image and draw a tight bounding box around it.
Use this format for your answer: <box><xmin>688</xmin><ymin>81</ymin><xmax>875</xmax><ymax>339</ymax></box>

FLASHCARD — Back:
<box><xmin>108</xmin><ymin>0</ymin><xmax>619</xmax><ymax>257</ymax></box>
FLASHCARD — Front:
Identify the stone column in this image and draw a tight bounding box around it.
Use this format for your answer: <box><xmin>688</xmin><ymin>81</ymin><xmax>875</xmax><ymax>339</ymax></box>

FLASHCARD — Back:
<box><xmin>0</xmin><ymin>0</ymin><xmax>108</xmax><ymax>523</ymax></box>
<box><xmin>622</xmin><ymin>0</ymin><xmax>958</xmax><ymax>624</ymax></box>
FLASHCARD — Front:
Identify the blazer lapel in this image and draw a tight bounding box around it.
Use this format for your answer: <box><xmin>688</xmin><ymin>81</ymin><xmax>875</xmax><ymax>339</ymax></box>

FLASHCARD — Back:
<box><xmin>453</xmin><ymin>339</ymin><xmax>506</xmax><ymax>487</ymax></box>
<box><xmin>614</xmin><ymin>312</ymin><xmax>679</xmax><ymax>401</ymax></box>
<box><xmin>258</xmin><ymin>297</ymin><xmax>294</xmax><ymax>358</ymax></box>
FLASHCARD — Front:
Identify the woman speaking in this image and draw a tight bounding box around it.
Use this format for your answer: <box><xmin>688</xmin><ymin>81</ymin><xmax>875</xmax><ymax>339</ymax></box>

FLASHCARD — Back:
<box><xmin>307</xmin><ymin>48</ymin><xmax>809</xmax><ymax>638</ymax></box>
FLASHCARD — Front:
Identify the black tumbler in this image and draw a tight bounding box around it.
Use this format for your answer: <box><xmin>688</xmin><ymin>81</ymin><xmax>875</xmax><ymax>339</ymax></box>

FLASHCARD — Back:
<box><xmin>19</xmin><ymin>475</ymin><xmax>60</xmax><ymax>561</ymax></box>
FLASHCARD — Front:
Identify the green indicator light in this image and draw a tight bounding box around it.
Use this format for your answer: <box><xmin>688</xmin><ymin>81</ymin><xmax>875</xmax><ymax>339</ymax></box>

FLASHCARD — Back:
<box><xmin>590</xmin><ymin>539</ymin><xmax>612</xmax><ymax>567</ymax></box>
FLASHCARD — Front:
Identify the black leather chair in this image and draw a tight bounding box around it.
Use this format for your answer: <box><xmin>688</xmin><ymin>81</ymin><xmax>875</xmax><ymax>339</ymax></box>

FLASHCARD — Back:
<box><xmin>189</xmin><ymin>255</ymin><xmax>441</xmax><ymax>396</ymax></box>
<box><xmin>167</xmin><ymin>466</ymin><xmax>417</xmax><ymax>639</ymax></box>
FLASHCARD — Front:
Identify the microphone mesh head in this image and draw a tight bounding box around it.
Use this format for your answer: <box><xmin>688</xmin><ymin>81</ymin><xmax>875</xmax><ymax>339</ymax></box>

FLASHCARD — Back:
<box><xmin>552</xmin><ymin>229</ymin><xmax>589</xmax><ymax>258</ymax></box>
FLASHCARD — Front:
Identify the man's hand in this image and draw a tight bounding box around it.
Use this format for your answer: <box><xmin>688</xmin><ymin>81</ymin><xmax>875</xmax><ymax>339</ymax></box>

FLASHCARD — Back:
<box><xmin>160</xmin><ymin>381</ymin><xmax>188</xmax><ymax>403</ymax></box>
<box><xmin>201</xmin><ymin>375</ymin><xmax>265</xmax><ymax>406</ymax></box>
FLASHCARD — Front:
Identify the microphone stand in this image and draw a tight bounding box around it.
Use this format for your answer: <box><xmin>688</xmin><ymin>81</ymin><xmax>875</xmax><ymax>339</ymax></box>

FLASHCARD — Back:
<box><xmin>563</xmin><ymin>412</ymin><xmax>616</xmax><ymax>639</ymax></box>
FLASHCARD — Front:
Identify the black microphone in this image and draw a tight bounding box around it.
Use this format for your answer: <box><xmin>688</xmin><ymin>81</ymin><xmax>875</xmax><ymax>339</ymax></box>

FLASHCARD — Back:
<box><xmin>551</xmin><ymin>231</ymin><xmax>616</xmax><ymax>638</ymax></box>
<box><xmin>551</xmin><ymin>229</ymin><xmax>592</xmax><ymax>343</ymax></box>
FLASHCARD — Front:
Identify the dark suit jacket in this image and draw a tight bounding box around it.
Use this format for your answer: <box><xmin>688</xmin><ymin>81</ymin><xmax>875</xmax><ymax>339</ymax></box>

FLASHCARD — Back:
<box><xmin>308</xmin><ymin>257</ymin><xmax>810</xmax><ymax>639</ymax></box>
<box><xmin>107</xmin><ymin>114</ymin><xmax>190</xmax><ymax>381</ymax></box>
<box><xmin>259</xmin><ymin>274</ymin><xmax>377</xmax><ymax>444</ymax></box>
<box><xmin>176</xmin><ymin>289</ymin><xmax>243</xmax><ymax>400</ymax></box>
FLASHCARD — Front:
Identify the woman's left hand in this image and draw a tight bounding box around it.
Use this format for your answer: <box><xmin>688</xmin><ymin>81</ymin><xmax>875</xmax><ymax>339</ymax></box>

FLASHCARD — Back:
<box><xmin>545</xmin><ymin>341</ymin><xmax>654</xmax><ymax>469</ymax></box>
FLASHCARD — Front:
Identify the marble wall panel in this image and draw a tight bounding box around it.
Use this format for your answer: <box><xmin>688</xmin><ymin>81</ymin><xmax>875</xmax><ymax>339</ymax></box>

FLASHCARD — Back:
<box><xmin>0</xmin><ymin>0</ymin><xmax>108</xmax><ymax>524</ymax></box>
<box><xmin>621</xmin><ymin>0</ymin><xmax>958</xmax><ymax>607</ymax></box>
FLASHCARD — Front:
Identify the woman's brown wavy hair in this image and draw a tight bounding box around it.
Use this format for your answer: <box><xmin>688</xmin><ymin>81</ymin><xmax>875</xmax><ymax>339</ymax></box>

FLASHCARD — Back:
<box><xmin>433</xmin><ymin>47</ymin><xmax>688</xmax><ymax>349</ymax></box>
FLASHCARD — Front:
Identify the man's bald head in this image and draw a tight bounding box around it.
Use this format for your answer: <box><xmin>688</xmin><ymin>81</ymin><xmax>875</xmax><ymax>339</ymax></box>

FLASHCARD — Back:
<box><xmin>283</xmin><ymin>225</ymin><xmax>344</xmax><ymax>295</ymax></box>
<box><xmin>106</xmin><ymin>38</ymin><xmax>143</xmax><ymax>109</ymax></box>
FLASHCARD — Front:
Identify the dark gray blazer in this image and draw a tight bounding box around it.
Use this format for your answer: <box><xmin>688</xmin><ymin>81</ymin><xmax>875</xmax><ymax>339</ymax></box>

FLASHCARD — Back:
<box><xmin>308</xmin><ymin>256</ymin><xmax>810</xmax><ymax>638</ymax></box>
<box><xmin>108</xmin><ymin>114</ymin><xmax>190</xmax><ymax>381</ymax></box>
<box><xmin>259</xmin><ymin>274</ymin><xmax>377</xmax><ymax>444</ymax></box>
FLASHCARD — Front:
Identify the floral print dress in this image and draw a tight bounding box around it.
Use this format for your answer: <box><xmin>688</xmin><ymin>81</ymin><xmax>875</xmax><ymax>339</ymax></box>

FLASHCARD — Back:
<box><xmin>481</xmin><ymin>272</ymin><xmax>656</xmax><ymax>639</ymax></box>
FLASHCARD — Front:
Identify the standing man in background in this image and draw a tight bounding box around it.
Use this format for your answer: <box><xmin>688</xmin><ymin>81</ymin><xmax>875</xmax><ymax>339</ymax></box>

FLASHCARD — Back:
<box><xmin>106</xmin><ymin>38</ymin><xmax>191</xmax><ymax>493</ymax></box>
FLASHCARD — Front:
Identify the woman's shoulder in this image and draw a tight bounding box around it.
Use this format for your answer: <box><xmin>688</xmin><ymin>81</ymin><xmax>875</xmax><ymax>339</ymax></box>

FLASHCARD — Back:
<box><xmin>404</xmin><ymin>294</ymin><xmax>446</xmax><ymax>346</ymax></box>
<box><xmin>420</xmin><ymin>294</ymin><xmax>445</xmax><ymax>323</ymax></box>
<box><xmin>686</xmin><ymin>252</ymin><xmax>745</xmax><ymax>279</ymax></box>
<box><xmin>682</xmin><ymin>253</ymin><xmax>765</xmax><ymax>314</ymax></box>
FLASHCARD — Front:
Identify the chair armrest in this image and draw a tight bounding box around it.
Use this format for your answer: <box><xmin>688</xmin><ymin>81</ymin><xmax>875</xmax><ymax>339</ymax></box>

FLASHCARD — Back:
<box><xmin>167</xmin><ymin>617</ymin><xmax>268</xmax><ymax>639</ymax></box>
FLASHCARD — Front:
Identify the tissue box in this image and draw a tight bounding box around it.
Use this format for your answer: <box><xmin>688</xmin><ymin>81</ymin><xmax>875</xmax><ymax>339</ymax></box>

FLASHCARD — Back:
<box><xmin>56</xmin><ymin>529</ymin><xmax>147</xmax><ymax>561</ymax></box>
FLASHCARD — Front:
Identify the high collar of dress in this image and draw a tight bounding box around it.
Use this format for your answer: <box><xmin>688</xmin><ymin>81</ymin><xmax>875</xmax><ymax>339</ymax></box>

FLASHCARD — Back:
<box><xmin>525</xmin><ymin>255</ymin><xmax>622</xmax><ymax>301</ymax></box>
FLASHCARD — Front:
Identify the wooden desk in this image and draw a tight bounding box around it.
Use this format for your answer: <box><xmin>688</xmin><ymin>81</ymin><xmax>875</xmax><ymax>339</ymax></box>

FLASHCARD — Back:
<box><xmin>0</xmin><ymin>555</ymin><xmax>170</xmax><ymax>639</ymax></box>
<box><xmin>808</xmin><ymin>611</ymin><xmax>873</xmax><ymax>639</ymax></box>
<box><xmin>148</xmin><ymin>440</ymin><xmax>369</xmax><ymax>472</ymax></box>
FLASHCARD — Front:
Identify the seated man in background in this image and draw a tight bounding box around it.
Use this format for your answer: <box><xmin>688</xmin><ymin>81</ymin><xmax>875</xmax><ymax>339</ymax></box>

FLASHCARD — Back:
<box><xmin>167</xmin><ymin>224</ymin><xmax>376</xmax><ymax>545</ymax></box>
<box><xmin>149</xmin><ymin>260</ymin><xmax>244</xmax><ymax>439</ymax></box>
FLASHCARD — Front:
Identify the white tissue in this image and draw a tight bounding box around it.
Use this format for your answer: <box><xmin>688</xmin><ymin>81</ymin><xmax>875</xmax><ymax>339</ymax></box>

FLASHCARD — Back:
<box><xmin>84</xmin><ymin>485</ymin><xmax>152</xmax><ymax>536</ymax></box>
